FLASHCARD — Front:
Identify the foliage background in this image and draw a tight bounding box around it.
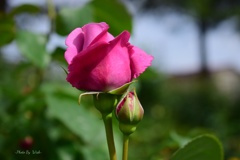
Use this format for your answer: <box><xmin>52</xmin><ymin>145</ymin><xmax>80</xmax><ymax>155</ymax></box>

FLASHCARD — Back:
<box><xmin>0</xmin><ymin>0</ymin><xmax>240</xmax><ymax>159</ymax></box>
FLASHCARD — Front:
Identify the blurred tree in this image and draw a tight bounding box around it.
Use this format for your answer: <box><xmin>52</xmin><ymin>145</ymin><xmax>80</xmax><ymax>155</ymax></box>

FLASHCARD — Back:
<box><xmin>139</xmin><ymin>0</ymin><xmax>240</xmax><ymax>76</ymax></box>
<box><xmin>0</xmin><ymin>0</ymin><xmax>6</xmax><ymax>11</ymax></box>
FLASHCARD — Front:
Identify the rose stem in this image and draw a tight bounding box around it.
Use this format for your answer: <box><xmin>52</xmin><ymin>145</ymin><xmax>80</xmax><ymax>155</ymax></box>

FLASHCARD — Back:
<box><xmin>103</xmin><ymin>113</ymin><xmax>117</xmax><ymax>160</ymax></box>
<box><xmin>122</xmin><ymin>135</ymin><xmax>129</xmax><ymax>160</ymax></box>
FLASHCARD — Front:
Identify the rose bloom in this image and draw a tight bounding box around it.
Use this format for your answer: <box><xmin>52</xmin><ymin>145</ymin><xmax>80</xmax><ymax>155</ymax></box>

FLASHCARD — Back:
<box><xmin>65</xmin><ymin>22</ymin><xmax>153</xmax><ymax>92</ymax></box>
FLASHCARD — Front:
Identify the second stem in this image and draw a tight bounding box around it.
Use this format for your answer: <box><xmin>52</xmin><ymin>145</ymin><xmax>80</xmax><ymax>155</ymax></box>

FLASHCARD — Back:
<box><xmin>122</xmin><ymin>135</ymin><xmax>129</xmax><ymax>160</ymax></box>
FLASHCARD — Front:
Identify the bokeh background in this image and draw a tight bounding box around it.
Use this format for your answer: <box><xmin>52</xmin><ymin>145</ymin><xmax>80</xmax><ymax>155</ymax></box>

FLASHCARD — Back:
<box><xmin>0</xmin><ymin>0</ymin><xmax>240</xmax><ymax>159</ymax></box>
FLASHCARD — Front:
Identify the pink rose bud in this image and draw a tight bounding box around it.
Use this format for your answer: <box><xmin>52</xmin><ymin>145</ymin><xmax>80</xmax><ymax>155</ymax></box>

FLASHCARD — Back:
<box><xmin>64</xmin><ymin>22</ymin><xmax>153</xmax><ymax>92</ymax></box>
<box><xmin>116</xmin><ymin>90</ymin><xmax>144</xmax><ymax>135</ymax></box>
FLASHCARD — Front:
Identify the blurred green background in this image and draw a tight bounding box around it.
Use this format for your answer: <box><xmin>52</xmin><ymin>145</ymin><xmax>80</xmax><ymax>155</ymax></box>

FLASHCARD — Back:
<box><xmin>0</xmin><ymin>0</ymin><xmax>240</xmax><ymax>159</ymax></box>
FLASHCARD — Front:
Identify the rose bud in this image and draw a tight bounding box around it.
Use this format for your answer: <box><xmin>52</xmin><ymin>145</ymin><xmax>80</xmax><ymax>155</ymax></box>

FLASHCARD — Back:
<box><xmin>116</xmin><ymin>90</ymin><xmax>144</xmax><ymax>135</ymax></box>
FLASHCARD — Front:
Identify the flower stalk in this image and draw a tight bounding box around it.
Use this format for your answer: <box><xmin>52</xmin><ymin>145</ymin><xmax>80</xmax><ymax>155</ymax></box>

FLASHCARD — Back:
<box><xmin>102</xmin><ymin>113</ymin><xmax>117</xmax><ymax>160</ymax></box>
<box><xmin>92</xmin><ymin>93</ymin><xmax>119</xmax><ymax>160</ymax></box>
<box><xmin>122</xmin><ymin>135</ymin><xmax>129</xmax><ymax>160</ymax></box>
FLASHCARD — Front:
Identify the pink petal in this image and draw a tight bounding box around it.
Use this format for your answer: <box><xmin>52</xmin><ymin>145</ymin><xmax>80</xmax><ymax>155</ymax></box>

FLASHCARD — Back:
<box><xmin>130</xmin><ymin>46</ymin><xmax>154</xmax><ymax>78</ymax></box>
<box><xmin>101</xmin><ymin>31</ymin><xmax>132</xmax><ymax>90</ymax></box>
<box><xmin>67</xmin><ymin>31</ymin><xmax>132</xmax><ymax>91</ymax></box>
<box><xmin>82</xmin><ymin>22</ymin><xmax>113</xmax><ymax>49</ymax></box>
<box><xmin>90</xmin><ymin>32</ymin><xmax>114</xmax><ymax>46</ymax></box>
<box><xmin>65</xmin><ymin>28</ymin><xmax>84</xmax><ymax>64</ymax></box>
<box><xmin>67</xmin><ymin>42</ymin><xmax>108</xmax><ymax>91</ymax></box>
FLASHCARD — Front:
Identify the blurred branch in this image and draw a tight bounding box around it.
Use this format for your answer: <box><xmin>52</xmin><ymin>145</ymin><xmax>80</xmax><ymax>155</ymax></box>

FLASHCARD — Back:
<box><xmin>46</xmin><ymin>0</ymin><xmax>56</xmax><ymax>33</ymax></box>
<box><xmin>0</xmin><ymin>0</ymin><xmax>6</xmax><ymax>12</ymax></box>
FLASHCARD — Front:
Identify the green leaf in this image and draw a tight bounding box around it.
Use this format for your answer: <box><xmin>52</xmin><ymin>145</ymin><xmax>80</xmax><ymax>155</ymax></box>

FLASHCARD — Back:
<box><xmin>9</xmin><ymin>4</ymin><xmax>40</xmax><ymax>16</ymax></box>
<box><xmin>91</xmin><ymin>0</ymin><xmax>132</xmax><ymax>36</ymax></box>
<box><xmin>42</xmin><ymin>83</ymin><xmax>110</xmax><ymax>160</ymax></box>
<box><xmin>0</xmin><ymin>16</ymin><xmax>15</xmax><ymax>46</ymax></box>
<box><xmin>170</xmin><ymin>131</ymin><xmax>191</xmax><ymax>147</ymax></box>
<box><xmin>16</xmin><ymin>30</ymin><xmax>50</xmax><ymax>69</ymax></box>
<box><xmin>170</xmin><ymin>134</ymin><xmax>224</xmax><ymax>160</ymax></box>
<box><xmin>55</xmin><ymin>0</ymin><xmax>132</xmax><ymax>36</ymax></box>
<box><xmin>56</xmin><ymin>5</ymin><xmax>93</xmax><ymax>36</ymax></box>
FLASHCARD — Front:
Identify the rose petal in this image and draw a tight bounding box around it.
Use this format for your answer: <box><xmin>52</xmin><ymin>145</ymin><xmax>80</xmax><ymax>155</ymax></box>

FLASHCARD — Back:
<box><xmin>67</xmin><ymin>42</ymin><xmax>107</xmax><ymax>91</ymax></box>
<box><xmin>130</xmin><ymin>46</ymin><xmax>154</xmax><ymax>78</ymax></box>
<box><xmin>90</xmin><ymin>32</ymin><xmax>114</xmax><ymax>46</ymax></box>
<box><xmin>67</xmin><ymin>31</ymin><xmax>132</xmax><ymax>91</ymax></box>
<box><xmin>101</xmin><ymin>31</ymin><xmax>132</xmax><ymax>90</ymax></box>
<box><xmin>65</xmin><ymin>28</ymin><xmax>84</xmax><ymax>64</ymax></box>
<box><xmin>82</xmin><ymin>22</ymin><xmax>113</xmax><ymax>49</ymax></box>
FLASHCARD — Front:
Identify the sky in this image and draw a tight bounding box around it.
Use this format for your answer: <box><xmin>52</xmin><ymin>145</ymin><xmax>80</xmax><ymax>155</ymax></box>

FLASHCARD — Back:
<box><xmin>131</xmin><ymin>12</ymin><xmax>240</xmax><ymax>74</ymax></box>
<box><xmin>2</xmin><ymin>0</ymin><xmax>240</xmax><ymax>75</ymax></box>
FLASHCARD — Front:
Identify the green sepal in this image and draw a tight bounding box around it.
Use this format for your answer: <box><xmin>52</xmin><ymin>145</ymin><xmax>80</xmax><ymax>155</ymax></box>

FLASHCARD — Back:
<box><xmin>119</xmin><ymin>123</ymin><xmax>137</xmax><ymax>136</ymax></box>
<box><xmin>93</xmin><ymin>93</ymin><xmax>120</xmax><ymax>116</ymax></box>
<box><xmin>108</xmin><ymin>81</ymin><xmax>136</xmax><ymax>95</ymax></box>
<box><xmin>78</xmin><ymin>91</ymin><xmax>100</xmax><ymax>105</ymax></box>
<box><xmin>60</xmin><ymin>66</ymin><xmax>68</xmax><ymax>75</ymax></box>
<box><xmin>77</xmin><ymin>81</ymin><xmax>136</xmax><ymax>115</ymax></box>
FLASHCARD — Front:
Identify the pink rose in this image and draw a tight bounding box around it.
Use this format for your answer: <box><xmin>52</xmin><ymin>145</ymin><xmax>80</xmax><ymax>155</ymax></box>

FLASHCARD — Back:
<box><xmin>65</xmin><ymin>22</ymin><xmax>153</xmax><ymax>92</ymax></box>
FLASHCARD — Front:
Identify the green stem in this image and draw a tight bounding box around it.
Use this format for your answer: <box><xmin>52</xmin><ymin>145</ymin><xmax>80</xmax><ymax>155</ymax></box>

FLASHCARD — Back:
<box><xmin>122</xmin><ymin>135</ymin><xmax>129</xmax><ymax>160</ymax></box>
<box><xmin>103</xmin><ymin>113</ymin><xmax>117</xmax><ymax>160</ymax></box>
